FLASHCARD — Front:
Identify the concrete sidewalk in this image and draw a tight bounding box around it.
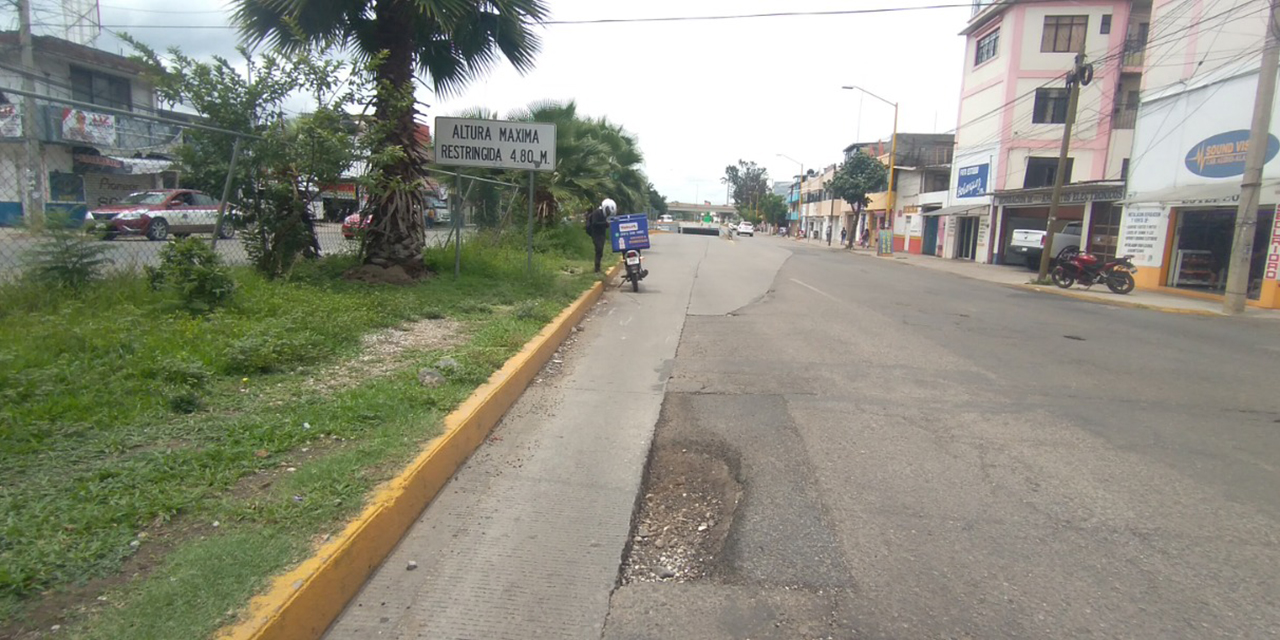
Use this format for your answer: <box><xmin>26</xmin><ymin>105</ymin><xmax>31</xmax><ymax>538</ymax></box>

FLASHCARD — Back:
<box><xmin>777</xmin><ymin>236</ymin><xmax>1280</xmax><ymax>318</ymax></box>
<box><xmin>322</xmin><ymin>237</ymin><xmax>716</xmax><ymax>640</ymax></box>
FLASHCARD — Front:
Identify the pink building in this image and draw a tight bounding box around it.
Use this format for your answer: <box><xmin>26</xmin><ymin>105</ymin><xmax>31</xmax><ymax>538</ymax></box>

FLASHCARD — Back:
<box><xmin>939</xmin><ymin>0</ymin><xmax>1149</xmax><ymax>264</ymax></box>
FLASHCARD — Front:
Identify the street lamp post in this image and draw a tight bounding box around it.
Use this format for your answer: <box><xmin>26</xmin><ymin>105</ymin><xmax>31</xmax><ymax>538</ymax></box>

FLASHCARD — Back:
<box><xmin>777</xmin><ymin>154</ymin><xmax>804</xmax><ymax>239</ymax></box>
<box><xmin>842</xmin><ymin>85</ymin><xmax>898</xmax><ymax>254</ymax></box>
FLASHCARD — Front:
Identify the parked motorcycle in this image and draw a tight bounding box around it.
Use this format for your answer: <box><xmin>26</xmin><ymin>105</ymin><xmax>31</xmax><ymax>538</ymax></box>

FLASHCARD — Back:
<box><xmin>623</xmin><ymin>249</ymin><xmax>648</xmax><ymax>292</ymax></box>
<box><xmin>1051</xmin><ymin>252</ymin><xmax>1137</xmax><ymax>294</ymax></box>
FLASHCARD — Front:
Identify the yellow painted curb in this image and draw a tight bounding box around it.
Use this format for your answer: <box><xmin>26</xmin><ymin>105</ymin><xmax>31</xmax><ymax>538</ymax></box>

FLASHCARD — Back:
<box><xmin>1011</xmin><ymin>283</ymin><xmax>1221</xmax><ymax>317</ymax></box>
<box><xmin>216</xmin><ymin>262</ymin><xmax>625</xmax><ymax>640</ymax></box>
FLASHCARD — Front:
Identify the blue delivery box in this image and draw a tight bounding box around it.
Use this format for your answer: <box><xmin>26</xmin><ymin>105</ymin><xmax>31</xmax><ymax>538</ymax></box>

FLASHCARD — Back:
<box><xmin>610</xmin><ymin>213</ymin><xmax>651</xmax><ymax>252</ymax></box>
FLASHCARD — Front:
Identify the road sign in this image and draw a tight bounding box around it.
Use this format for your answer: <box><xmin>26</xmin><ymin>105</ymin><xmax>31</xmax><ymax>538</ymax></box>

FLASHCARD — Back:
<box><xmin>434</xmin><ymin>117</ymin><xmax>557</xmax><ymax>172</ymax></box>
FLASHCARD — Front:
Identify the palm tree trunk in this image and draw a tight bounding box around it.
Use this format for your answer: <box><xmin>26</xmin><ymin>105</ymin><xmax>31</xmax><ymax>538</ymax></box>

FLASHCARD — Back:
<box><xmin>363</xmin><ymin>0</ymin><xmax>428</xmax><ymax>276</ymax></box>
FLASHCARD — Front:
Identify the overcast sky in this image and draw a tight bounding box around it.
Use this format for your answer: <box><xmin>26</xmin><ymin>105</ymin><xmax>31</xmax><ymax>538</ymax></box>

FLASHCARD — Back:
<box><xmin>38</xmin><ymin>0</ymin><xmax>969</xmax><ymax>205</ymax></box>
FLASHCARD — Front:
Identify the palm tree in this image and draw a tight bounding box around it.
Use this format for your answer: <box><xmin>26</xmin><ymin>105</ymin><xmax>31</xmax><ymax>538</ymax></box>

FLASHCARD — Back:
<box><xmin>234</xmin><ymin>0</ymin><xmax>548</xmax><ymax>277</ymax></box>
<box><xmin>506</xmin><ymin>100</ymin><xmax>647</xmax><ymax>222</ymax></box>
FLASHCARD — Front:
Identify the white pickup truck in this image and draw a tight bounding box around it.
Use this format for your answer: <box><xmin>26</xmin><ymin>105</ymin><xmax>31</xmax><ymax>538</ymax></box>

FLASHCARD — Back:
<box><xmin>1006</xmin><ymin>222</ymin><xmax>1082</xmax><ymax>269</ymax></box>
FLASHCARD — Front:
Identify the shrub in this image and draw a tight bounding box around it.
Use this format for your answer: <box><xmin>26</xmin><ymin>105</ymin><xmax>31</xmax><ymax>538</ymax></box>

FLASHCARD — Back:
<box><xmin>241</xmin><ymin>184</ymin><xmax>320</xmax><ymax>279</ymax></box>
<box><xmin>146</xmin><ymin>238</ymin><xmax>236</xmax><ymax>313</ymax></box>
<box><xmin>166</xmin><ymin>388</ymin><xmax>203</xmax><ymax>414</ymax></box>
<box><xmin>23</xmin><ymin>214</ymin><xmax>113</xmax><ymax>290</ymax></box>
<box><xmin>222</xmin><ymin>331</ymin><xmax>324</xmax><ymax>374</ymax></box>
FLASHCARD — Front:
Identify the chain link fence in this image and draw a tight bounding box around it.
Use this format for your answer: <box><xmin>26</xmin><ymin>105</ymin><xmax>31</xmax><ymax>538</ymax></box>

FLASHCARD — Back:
<box><xmin>0</xmin><ymin>91</ymin><xmax>503</xmax><ymax>283</ymax></box>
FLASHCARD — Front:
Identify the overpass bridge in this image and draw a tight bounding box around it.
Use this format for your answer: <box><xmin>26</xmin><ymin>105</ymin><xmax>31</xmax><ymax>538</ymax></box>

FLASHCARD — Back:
<box><xmin>666</xmin><ymin>202</ymin><xmax>737</xmax><ymax>223</ymax></box>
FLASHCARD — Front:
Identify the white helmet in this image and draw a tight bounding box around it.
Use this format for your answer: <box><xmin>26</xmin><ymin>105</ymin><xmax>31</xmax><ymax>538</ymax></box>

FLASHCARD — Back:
<box><xmin>601</xmin><ymin>198</ymin><xmax>617</xmax><ymax>216</ymax></box>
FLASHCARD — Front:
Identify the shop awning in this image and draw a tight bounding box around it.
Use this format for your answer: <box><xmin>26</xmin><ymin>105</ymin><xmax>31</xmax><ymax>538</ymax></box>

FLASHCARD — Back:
<box><xmin>108</xmin><ymin>156</ymin><xmax>173</xmax><ymax>174</ymax></box>
<box><xmin>1118</xmin><ymin>180</ymin><xmax>1280</xmax><ymax>206</ymax></box>
<box><xmin>923</xmin><ymin>204</ymin><xmax>987</xmax><ymax>216</ymax></box>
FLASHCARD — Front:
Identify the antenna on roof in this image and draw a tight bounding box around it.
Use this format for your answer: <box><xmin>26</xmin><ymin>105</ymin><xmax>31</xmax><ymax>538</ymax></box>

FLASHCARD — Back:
<box><xmin>59</xmin><ymin>0</ymin><xmax>100</xmax><ymax>46</ymax></box>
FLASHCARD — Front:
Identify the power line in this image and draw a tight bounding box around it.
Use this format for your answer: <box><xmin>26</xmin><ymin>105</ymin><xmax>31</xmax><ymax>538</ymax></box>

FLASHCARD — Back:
<box><xmin>97</xmin><ymin>3</ymin><xmax>229</xmax><ymax>14</ymax></box>
<box><xmin>68</xmin><ymin>0</ymin><xmax>1110</xmax><ymax>30</ymax></box>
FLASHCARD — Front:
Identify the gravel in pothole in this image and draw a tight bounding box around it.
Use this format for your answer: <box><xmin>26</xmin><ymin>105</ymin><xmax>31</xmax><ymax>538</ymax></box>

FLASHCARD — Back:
<box><xmin>622</xmin><ymin>446</ymin><xmax>741</xmax><ymax>584</ymax></box>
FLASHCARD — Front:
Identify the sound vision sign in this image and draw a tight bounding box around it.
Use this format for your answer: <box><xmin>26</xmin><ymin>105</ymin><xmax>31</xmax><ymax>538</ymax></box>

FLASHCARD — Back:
<box><xmin>434</xmin><ymin>117</ymin><xmax>557</xmax><ymax>172</ymax></box>
<box><xmin>1184</xmin><ymin>130</ymin><xmax>1280</xmax><ymax>178</ymax></box>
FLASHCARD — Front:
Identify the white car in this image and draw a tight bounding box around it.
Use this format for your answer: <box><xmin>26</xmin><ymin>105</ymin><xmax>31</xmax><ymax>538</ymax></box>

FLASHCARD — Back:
<box><xmin>1006</xmin><ymin>221</ymin><xmax>1082</xmax><ymax>269</ymax></box>
<box><xmin>736</xmin><ymin>221</ymin><xmax>754</xmax><ymax>237</ymax></box>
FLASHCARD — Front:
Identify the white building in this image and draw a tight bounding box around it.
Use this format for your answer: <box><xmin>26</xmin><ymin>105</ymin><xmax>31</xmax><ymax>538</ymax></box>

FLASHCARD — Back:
<box><xmin>1120</xmin><ymin>0</ymin><xmax>1280</xmax><ymax>309</ymax></box>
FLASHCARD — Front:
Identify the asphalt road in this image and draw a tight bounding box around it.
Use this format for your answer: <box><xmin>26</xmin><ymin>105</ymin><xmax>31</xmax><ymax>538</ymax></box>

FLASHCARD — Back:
<box><xmin>604</xmin><ymin>235</ymin><xmax>1280</xmax><ymax>639</ymax></box>
<box><xmin>0</xmin><ymin>223</ymin><xmax>460</xmax><ymax>275</ymax></box>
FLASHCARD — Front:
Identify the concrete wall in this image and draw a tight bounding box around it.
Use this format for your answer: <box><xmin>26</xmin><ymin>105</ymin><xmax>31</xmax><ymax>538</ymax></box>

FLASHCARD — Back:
<box><xmin>1129</xmin><ymin>67</ymin><xmax>1280</xmax><ymax>196</ymax></box>
<box><xmin>1142</xmin><ymin>0</ymin><xmax>1266</xmax><ymax>96</ymax></box>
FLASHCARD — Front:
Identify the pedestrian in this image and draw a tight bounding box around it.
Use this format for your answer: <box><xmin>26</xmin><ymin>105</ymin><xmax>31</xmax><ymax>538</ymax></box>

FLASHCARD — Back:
<box><xmin>841</xmin><ymin>227</ymin><xmax>847</xmax><ymax>244</ymax></box>
<box><xmin>426</xmin><ymin>207</ymin><xmax>436</xmax><ymax>229</ymax></box>
<box><xmin>585</xmin><ymin>198</ymin><xmax>614</xmax><ymax>273</ymax></box>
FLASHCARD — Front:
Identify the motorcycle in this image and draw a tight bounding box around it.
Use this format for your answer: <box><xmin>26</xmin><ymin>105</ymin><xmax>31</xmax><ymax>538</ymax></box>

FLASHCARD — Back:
<box><xmin>623</xmin><ymin>249</ymin><xmax>648</xmax><ymax>292</ymax></box>
<box><xmin>1051</xmin><ymin>252</ymin><xmax>1137</xmax><ymax>294</ymax></box>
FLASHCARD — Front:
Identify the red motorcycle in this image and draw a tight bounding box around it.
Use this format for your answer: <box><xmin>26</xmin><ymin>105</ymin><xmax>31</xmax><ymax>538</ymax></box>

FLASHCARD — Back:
<box><xmin>1051</xmin><ymin>252</ymin><xmax>1137</xmax><ymax>294</ymax></box>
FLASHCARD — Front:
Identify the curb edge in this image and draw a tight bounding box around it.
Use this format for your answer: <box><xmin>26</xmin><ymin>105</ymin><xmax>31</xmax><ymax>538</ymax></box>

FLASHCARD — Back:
<box><xmin>1010</xmin><ymin>283</ymin><xmax>1221</xmax><ymax>316</ymax></box>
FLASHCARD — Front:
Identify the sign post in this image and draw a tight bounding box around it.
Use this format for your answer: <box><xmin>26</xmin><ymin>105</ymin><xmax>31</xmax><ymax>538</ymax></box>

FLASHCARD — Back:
<box><xmin>527</xmin><ymin>170</ymin><xmax>535</xmax><ymax>274</ymax></box>
<box><xmin>434</xmin><ymin>117</ymin><xmax>557</xmax><ymax>276</ymax></box>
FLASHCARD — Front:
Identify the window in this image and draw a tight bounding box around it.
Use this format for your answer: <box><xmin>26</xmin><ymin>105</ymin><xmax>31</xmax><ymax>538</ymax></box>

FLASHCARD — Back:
<box><xmin>1120</xmin><ymin>158</ymin><xmax>1130</xmax><ymax>182</ymax></box>
<box><xmin>1041</xmin><ymin>15</ymin><xmax>1089</xmax><ymax>53</ymax></box>
<box><xmin>70</xmin><ymin>67</ymin><xmax>131</xmax><ymax>111</ymax></box>
<box><xmin>1033</xmin><ymin>88</ymin><xmax>1070</xmax><ymax>123</ymax></box>
<box><xmin>193</xmin><ymin>193</ymin><xmax>218</xmax><ymax>207</ymax></box>
<box><xmin>1024</xmin><ymin>157</ymin><xmax>1073</xmax><ymax>188</ymax></box>
<box><xmin>1100</xmin><ymin>14</ymin><xmax>1112</xmax><ymax>34</ymax></box>
<box><xmin>975</xmin><ymin>29</ymin><xmax>999</xmax><ymax>65</ymax></box>
<box><xmin>926</xmin><ymin>172</ymin><xmax>950</xmax><ymax>193</ymax></box>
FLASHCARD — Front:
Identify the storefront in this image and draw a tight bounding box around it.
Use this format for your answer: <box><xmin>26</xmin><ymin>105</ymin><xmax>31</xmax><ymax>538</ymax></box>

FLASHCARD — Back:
<box><xmin>922</xmin><ymin>204</ymin><xmax>987</xmax><ymax>261</ymax></box>
<box><xmin>1121</xmin><ymin>58</ymin><xmax>1280</xmax><ymax>309</ymax></box>
<box><xmin>1182</xmin><ymin>207</ymin><xmax>1273</xmax><ymax>298</ymax></box>
<box><xmin>892</xmin><ymin>205</ymin><xmax>924</xmax><ymax>253</ymax></box>
<box><xmin>1118</xmin><ymin>186</ymin><xmax>1280</xmax><ymax>308</ymax></box>
<box><xmin>990</xmin><ymin>183</ymin><xmax>1125</xmax><ymax>266</ymax></box>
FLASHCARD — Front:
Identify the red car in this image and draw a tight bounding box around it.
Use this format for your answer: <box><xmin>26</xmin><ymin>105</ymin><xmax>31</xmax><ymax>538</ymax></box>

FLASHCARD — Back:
<box><xmin>88</xmin><ymin>189</ymin><xmax>235</xmax><ymax>241</ymax></box>
<box><xmin>341</xmin><ymin>212</ymin><xmax>372</xmax><ymax>239</ymax></box>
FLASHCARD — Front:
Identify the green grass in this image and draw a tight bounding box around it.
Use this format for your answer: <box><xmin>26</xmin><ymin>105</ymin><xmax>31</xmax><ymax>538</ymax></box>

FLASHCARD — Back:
<box><xmin>0</xmin><ymin>225</ymin><xmax>598</xmax><ymax>638</ymax></box>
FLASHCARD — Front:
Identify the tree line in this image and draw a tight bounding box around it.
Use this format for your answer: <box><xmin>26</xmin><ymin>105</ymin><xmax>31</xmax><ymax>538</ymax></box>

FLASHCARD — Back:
<box><xmin>721</xmin><ymin>154</ymin><xmax>888</xmax><ymax>228</ymax></box>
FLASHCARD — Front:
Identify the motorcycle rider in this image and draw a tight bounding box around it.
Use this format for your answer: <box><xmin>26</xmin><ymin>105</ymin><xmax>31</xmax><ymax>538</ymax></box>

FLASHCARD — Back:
<box><xmin>585</xmin><ymin>198</ymin><xmax>615</xmax><ymax>273</ymax></box>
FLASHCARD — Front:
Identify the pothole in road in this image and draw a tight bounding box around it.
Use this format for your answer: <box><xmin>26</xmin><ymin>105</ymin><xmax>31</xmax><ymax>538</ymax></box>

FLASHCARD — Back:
<box><xmin>621</xmin><ymin>445</ymin><xmax>742</xmax><ymax>584</ymax></box>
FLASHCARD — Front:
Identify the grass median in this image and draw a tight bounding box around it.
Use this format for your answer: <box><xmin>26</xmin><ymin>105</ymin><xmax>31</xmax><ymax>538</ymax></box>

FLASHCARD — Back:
<box><xmin>0</xmin><ymin>226</ymin><xmax>602</xmax><ymax>639</ymax></box>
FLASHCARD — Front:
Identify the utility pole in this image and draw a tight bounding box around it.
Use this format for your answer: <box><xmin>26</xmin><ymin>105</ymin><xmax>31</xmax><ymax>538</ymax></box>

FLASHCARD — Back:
<box><xmin>1037</xmin><ymin>52</ymin><xmax>1090</xmax><ymax>281</ymax></box>
<box><xmin>18</xmin><ymin>0</ymin><xmax>45</xmax><ymax>228</ymax></box>
<box><xmin>1223</xmin><ymin>0</ymin><xmax>1280</xmax><ymax>314</ymax></box>
<box><xmin>883</xmin><ymin>103</ymin><xmax>898</xmax><ymax>255</ymax></box>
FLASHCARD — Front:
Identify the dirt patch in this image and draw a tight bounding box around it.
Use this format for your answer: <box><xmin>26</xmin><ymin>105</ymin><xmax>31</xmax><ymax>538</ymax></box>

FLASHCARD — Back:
<box><xmin>0</xmin><ymin>517</ymin><xmax>205</xmax><ymax>640</ymax></box>
<box><xmin>622</xmin><ymin>445</ymin><xmax>742</xmax><ymax>584</ymax></box>
<box><xmin>342</xmin><ymin>264</ymin><xmax>425</xmax><ymax>285</ymax></box>
<box><xmin>303</xmin><ymin>318</ymin><xmax>465</xmax><ymax>395</ymax></box>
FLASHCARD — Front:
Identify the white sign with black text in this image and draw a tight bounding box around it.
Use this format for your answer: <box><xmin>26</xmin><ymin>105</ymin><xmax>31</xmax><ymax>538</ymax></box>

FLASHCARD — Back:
<box><xmin>434</xmin><ymin>117</ymin><xmax>557</xmax><ymax>172</ymax></box>
<box><xmin>1117</xmin><ymin>205</ymin><xmax>1170</xmax><ymax>268</ymax></box>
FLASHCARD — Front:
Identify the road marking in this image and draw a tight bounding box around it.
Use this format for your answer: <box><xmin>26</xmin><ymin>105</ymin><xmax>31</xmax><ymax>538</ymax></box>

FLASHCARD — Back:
<box><xmin>621</xmin><ymin>315</ymin><xmax>633</xmax><ymax>326</ymax></box>
<box><xmin>789</xmin><ymin>278</ymin><xmax>840</xmax><ymax>302</ymax></box>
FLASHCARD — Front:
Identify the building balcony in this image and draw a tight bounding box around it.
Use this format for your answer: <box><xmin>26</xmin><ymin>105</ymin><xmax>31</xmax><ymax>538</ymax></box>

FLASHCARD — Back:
<box><xmin>1122</xmin><ymin>37</ymin><xmax>1146</xmax><ymax>70</ymax></box>
<box><xmin>1112</xmin><ymin>107</ymin><xmax>1138</xmax><ymax>130</ymax></box>
<box><xmin>38</xmin><ymin>103</ymin><xmax>183</xmax><ymax>152</ymax></box>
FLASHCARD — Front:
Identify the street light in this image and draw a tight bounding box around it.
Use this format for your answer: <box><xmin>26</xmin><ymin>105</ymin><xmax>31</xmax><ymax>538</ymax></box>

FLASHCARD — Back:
<box><xmin>777</xmin><ymin>153</ymin><xmax>803</xmax><ymax>238</ymax></box>
<box><xmin>842</xmin><ymin>85</ymin><xmax>898</xmax><ymax>253</ymax></box>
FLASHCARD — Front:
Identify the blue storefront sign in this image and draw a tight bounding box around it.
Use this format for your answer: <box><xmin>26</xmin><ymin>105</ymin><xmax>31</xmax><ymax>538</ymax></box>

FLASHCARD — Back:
<box><xmin>610</xmin><ymin>213</ymin><xmax>650</xmax><ymax>252</ymax></box>
<box><xmin>956</xmin><ymin>163</ymin><xmax>989</xmax><ymax>198</ymax></box>
<box><xmin>1185</xmin><ymin>130</ymin><xmax>1280</xmax><ymax>178</ymax></box>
